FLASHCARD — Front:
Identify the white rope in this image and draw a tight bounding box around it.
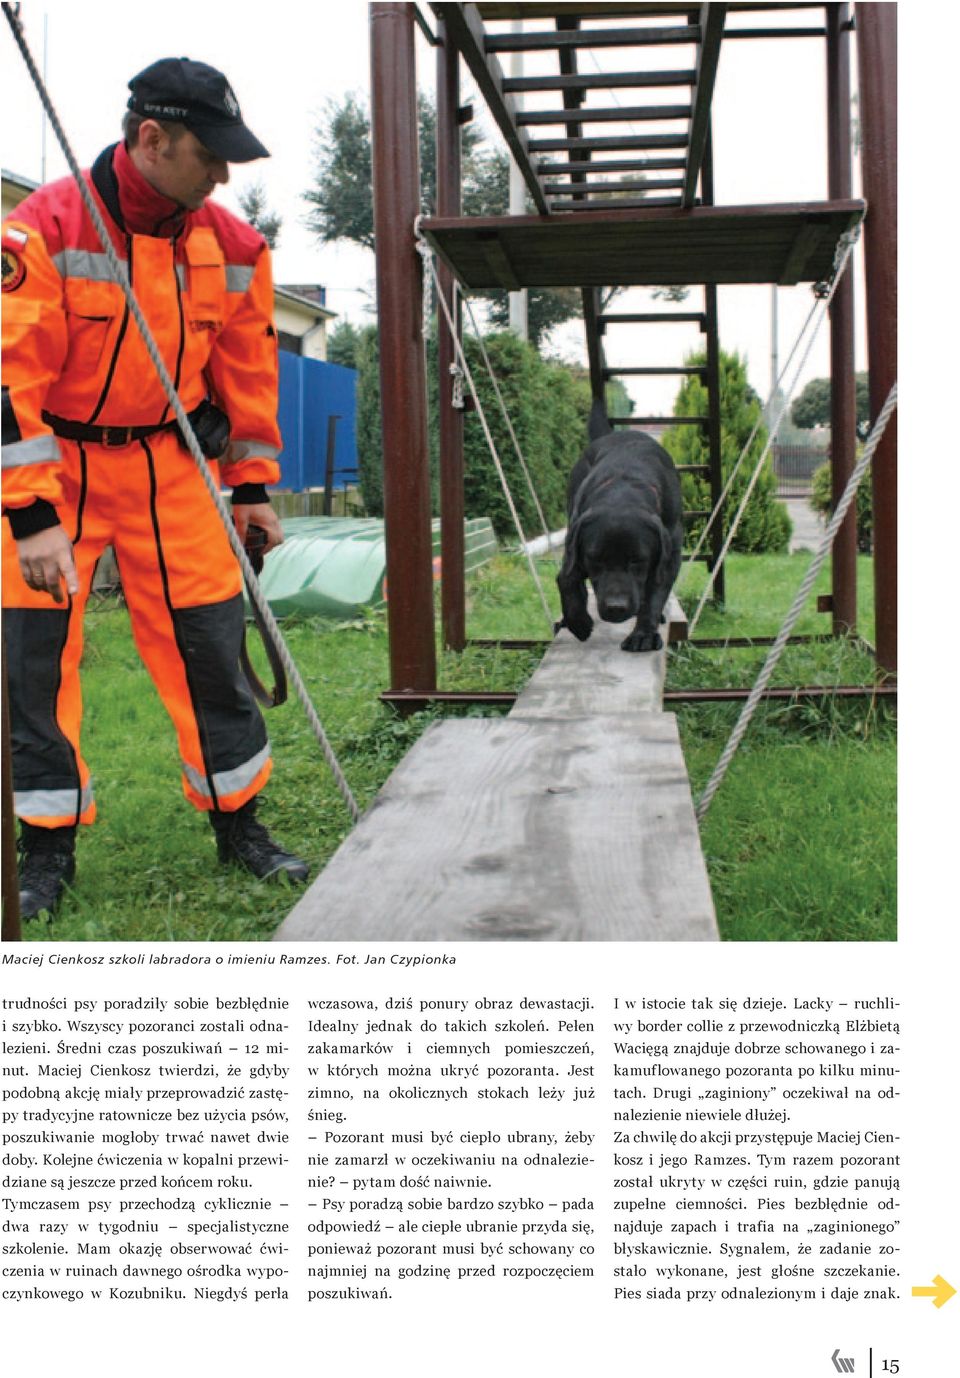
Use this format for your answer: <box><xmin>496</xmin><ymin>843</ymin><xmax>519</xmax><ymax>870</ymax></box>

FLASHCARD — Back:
<box><xmin>416</xmin><ymin>227</ymin><xmax>555</xmax><ymax>632</ymax></box>
<box><xmin>460</xmin><ymin>293</ymin><xmax>552</xmax><ymax>547</ymax></box>
<box><xmin>3</xmin><ymin>3</ymin><xmax>360</xmax><ymax>824</ymax></box>
<box><xmin>695</xmin><ymin>380</ymin><xmax>897</xmax><ymax>824</ymax></box>
<box><xmin>685</xmin><ymin>231</ymin><xmax>859</xmax><ymax>633</ymax></box>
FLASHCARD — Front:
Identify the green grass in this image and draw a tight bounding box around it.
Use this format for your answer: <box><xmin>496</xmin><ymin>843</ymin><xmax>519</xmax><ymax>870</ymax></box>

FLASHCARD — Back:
<box><xmin>21</xmin><ymin>546</ymin><xmax>894</xmax><ymax>943</ymax></box>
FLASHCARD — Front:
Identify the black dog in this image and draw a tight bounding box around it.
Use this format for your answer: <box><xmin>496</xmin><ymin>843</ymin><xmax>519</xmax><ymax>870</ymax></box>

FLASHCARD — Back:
<box><xmin>556</xmin><ymin>403</ymin><xmax>683</xmax><ymax>653</ymax></box>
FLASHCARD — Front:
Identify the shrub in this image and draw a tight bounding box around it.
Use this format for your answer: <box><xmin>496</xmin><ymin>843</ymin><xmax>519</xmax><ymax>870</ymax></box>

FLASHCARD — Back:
<box><xmin>352</xmin><ymin>324</ymin><xmax>632</xmax><ymax>538</ymax></box>
<box><xmin>810</xmin><ymin>455</ymin><xmax>873</xmax><ymax>552</ymax></box>
<box><xmin>662</xmin><ymin>349</ymin><xmax>792</xmax><ymax>554</ymax></box>
<box><xmin>355</xmin><ymin>326</ymin><xmax>383</xmax><ymax>515</ymax></box>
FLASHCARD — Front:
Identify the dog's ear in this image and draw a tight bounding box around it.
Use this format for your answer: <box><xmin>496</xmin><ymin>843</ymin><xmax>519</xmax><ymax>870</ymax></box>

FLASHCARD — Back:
<box><xmin>636</xmin><ymin>510</ymin><xmax>668</xmax><ymax>566</ymax></box>
<box><xmin>559</xmin><ymin>508</ymin><xmax>596</xmax><ymax>583</ymax></box>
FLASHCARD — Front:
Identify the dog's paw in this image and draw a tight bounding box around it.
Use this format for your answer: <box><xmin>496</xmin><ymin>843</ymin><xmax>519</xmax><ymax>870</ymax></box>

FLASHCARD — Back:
<box><xmin>621</xmin><ymin>629</ymin><xmax>662</xmax><ymax>653</ymax></box>
<box><xmin>566</xmin><ymin>611</ymin><xmax>593</xmax><ymax>642</ymax></box>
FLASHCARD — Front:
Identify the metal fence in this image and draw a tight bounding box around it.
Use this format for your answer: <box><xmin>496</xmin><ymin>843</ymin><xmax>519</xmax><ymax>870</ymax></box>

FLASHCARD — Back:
<box><xmin>277</xmin><ymin>353</ymin><xmax>358</xmax><ymax>496</ymax></box>
<box><xmin>772</xmin><ymin>443</ymin><xmax>829</xmax><ymax>496</ymax></box>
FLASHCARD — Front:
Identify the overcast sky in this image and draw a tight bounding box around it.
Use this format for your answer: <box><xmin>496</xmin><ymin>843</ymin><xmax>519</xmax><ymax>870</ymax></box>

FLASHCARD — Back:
<box><xmin>2</xmin><ymin>0</ymin><xmax>884</xmax><ymax>414</ymax></box>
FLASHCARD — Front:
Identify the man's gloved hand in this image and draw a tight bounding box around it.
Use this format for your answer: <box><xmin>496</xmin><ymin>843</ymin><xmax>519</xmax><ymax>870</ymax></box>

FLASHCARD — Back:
<box><xmin>233</xmin><ymin>502</ymin><xmax>283</xmax><ymax>555</ymax></box>
<box><xmin>15</xmin><ymin>525</ymin><xmax>79</xmax><ymax>603</ymax></box>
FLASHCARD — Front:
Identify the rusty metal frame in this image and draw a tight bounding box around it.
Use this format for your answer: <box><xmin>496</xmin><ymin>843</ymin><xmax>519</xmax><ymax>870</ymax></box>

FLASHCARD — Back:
<box><xmin>430</xmin><ymin>3</ymin><xmax>550</xmax><ymax>212</ymax></box>
<box><xmin>682</xmin><ymin>4</ymin><xmax>727</xmax><ymax>206</ymax></box>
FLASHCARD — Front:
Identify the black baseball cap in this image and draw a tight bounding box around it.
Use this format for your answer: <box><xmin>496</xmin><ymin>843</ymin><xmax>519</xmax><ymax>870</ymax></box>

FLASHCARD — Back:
<box><xmin>127</xmin><ymin>57</ymin><xmax>269</xmax><ymax>162</ymax></box>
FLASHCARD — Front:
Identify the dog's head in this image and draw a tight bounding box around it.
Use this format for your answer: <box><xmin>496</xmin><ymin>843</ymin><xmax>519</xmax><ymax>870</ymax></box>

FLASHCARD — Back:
<box><xmin>563</xmin><ymin>507</ymin><xmax>669</xmax><ymax>624</ymax></box>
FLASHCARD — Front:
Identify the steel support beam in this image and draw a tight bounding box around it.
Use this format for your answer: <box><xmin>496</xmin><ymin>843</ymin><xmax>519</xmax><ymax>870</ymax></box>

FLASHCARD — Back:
<box><xmin>583</xmin><ymin>288</ymin><xmax>607</xmax><ymax>405</ymax></box>
<box><xmin>827</xmin><ymin>3</ymin><xmax>857</xmax><ymax>635</ymax></box>
<box><xmin>370</xmin><ymin>3</ymin><xmax>437</xmax><ymax>693</ymax></box>
<box><xmin>436</xmin><ymin>14</ymin><xmax>467</xmax><ymax>652</ymax></box>
<box><xmin>430</xmin><ymin>3</ymin><xmax>549</xmax><ymax>212</ymax></box>
<box><xmin>682</xmin><ymin>4</ymin><xmax>727</xmax><ymax>206</ymax></box>
<box><xmin>856</xmin><ymin>3</ymin><xmax>897</xmax><ymax>674</ymax></box>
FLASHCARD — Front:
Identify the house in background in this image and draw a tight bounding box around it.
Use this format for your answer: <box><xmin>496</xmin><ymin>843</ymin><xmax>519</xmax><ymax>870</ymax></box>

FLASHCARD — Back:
<box><xmin>2</xmin><ymin>168</ymin><xmax>39</xmax><ymax>219</ymax></box>
<box><xmin>275</xmin><ymin>284</ymin><xmax>336</xmax><ymax>361</ymax></box>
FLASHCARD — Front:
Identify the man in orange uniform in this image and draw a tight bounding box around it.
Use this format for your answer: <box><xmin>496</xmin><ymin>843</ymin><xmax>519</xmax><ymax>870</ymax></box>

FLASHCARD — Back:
<box><xmin>2</xmin><ymin>57</ymin><xmax>309</xmax><ymax>919</ymax></box>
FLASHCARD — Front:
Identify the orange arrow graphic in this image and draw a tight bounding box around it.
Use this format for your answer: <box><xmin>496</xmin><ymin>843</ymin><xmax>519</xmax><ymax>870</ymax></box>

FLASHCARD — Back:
<box><xmin>911</xmin><ymin>1275</ymin><xmax>956</xmax><ymax>1309</ymax></box>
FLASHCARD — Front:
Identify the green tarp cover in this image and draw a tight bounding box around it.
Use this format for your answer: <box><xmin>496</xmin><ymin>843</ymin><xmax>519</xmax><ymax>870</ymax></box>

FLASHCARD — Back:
<box><xmin>251</xmin><ymin>516</ymin><xmax>497</xmax><ymax>619</ymax></box>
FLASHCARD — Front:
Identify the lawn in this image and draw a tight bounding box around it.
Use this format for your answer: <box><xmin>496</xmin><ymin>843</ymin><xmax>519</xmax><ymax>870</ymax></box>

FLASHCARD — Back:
<box><xmin>18</xmin><ymin>544</ymin><xmax>894</xmax><ymax>943</ymax></box>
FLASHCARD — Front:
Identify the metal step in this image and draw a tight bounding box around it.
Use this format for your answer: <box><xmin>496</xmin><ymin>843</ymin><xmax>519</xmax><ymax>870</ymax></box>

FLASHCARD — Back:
<box><xmin>600</xmin><ymin>312</ymin><xmax>706</xmax><ymax>326</ymax></box>
<box><xmin>546</xmin><ymin>178</ymin><xmax>685</xmax><ymax>195</ymax></box>
<box><xmin>527</xmin><ymin>133</ymin><xmax>689</xmax><ymax>152</ymax></box>
<box><xmin>603</xmin><ymin>366</ymin><xmax>707</xmax><ymax>377</ymax></box>
<box><xmin>553</xmin><ymin>196</ymin><xmax>684</xmax><ymax>211</ymax></box>
<box><xmin>519</xmin><ymin>103</ymin><xmax>692</xmax><ymax>126</ymax></box>
<box><xmin>485</xmin><ymin>24</ymin><xmax>701</xmax><ymax>53</ymax></box>
<box><xmin>613</xmin><ymin>415</ymin><xmax>708</xmax><ymax>426</ymax></box>
<box><xmin>537</xmin><ymin>158</ymin><xmax>687</xmax><ymax>174</ymax></box>
<box><xmin>505</xmin><ymin>70</ymin><xmax>697</xmax><ymax>94</ymax></box>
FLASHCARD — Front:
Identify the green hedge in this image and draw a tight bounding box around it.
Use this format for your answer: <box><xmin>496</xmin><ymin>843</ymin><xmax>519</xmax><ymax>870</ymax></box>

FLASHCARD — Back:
<box><xmin>348</xmin><ymin>322</ymin><xmax>633</xmax><ymax>539</ymax></box>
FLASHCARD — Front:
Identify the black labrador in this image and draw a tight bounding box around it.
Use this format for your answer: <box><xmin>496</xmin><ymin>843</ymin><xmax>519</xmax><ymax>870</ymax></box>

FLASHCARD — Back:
<box><xmin>556</xmin><ymin>403</ymin><xmax>683</xmax><ymax>652</ymax></box>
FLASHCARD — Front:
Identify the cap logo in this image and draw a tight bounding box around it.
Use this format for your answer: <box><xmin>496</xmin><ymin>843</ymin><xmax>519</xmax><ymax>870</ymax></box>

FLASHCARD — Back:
<box><xmin>144</xmin><ymin>102</ymin><xmax>189</xmax><ymax>119</ymax></box>
<box><xmin>223</xmin><ymin>84</ymin><xmax>240</xmax><ymax>118</ymax></box>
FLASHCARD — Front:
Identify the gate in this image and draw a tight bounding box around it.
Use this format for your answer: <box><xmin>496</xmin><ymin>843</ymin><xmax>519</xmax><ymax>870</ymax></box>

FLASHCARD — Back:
<box><xmin>772</xmin><ymin>442</ymin><xmax>829</xmax><ymax>496</ymax></box>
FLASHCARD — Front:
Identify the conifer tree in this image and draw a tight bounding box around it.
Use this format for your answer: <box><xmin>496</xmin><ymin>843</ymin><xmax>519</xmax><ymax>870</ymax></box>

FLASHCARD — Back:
<box><xmin>663</xmin><ymin>349</ymin><xmax>791</xmax><ymax>554</ymax></box>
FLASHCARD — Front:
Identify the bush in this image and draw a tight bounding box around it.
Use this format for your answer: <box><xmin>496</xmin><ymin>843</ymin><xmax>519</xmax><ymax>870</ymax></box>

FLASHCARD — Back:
<box><xmin>355</xmin><ymin>326</ymin><xmax>383</xmax><ymax>515</ymax></box>
<box><xmin>810</xmin><ymin>455</ymin><xmax>873</xmax><ymax>552</ymax></box>
<box><xmin>662</xmin><ymin>349</ymin><xmax>792</xmax><ymax>555</ymax></box>
<box><xmin>461</xmin><ymin>331</ymin><xmax>575</xmax><ymax>538</ymax></box>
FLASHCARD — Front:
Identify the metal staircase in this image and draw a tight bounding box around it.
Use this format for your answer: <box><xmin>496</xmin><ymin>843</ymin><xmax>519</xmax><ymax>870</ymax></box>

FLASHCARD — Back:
<box><xmin>422</xmin><ymin>3</ymin><xmax>862</xmax><ymax>610</ymax></box>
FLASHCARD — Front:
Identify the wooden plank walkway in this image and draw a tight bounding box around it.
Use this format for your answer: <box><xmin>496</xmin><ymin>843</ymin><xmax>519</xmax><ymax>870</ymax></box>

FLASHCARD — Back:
<box><xmin>273</xmin><ymin>590</ymin><xmax>717</xmax><ymax>943</ymax></box>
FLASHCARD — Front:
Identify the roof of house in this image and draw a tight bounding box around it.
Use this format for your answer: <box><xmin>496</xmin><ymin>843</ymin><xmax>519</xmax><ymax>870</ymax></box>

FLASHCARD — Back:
<box><xmin>275</xmin><ymin>285</ymin><xmax>337</xmax><ymax>320</ymax></box>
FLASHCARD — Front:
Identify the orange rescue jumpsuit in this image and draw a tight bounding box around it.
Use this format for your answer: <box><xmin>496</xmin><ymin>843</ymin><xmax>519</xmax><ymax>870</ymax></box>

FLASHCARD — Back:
<box><xmin>2</xmin><ymin>142</ymin><xmax>281</xmax><ymax>827</ymax></box>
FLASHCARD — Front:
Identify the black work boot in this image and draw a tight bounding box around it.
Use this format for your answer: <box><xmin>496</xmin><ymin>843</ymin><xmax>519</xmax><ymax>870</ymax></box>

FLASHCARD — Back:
<box><xmin>18</xmin><ymin>823</ymin><xmax>77</xmax><ymax>921</ymax></box>
<box><xmin>210</xmin><ymin>797</ymin><xmax>309</xmax><ymax>884</ymax></box>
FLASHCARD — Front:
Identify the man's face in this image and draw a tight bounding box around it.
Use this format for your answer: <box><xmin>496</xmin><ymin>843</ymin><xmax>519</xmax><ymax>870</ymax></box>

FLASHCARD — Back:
<box><xmin>148</xmin><ymin>127</ymin><xmax>230</xmax><ymax>210</ymax></box>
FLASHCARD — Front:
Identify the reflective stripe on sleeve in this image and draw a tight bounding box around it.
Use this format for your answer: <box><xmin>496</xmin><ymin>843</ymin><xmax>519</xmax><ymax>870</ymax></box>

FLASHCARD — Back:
<box><xmin>182</xmin><ymin>743</ymin><xmax>271</xmax><ymax>801</ymax></box>
<box><xmin>225</xmin><ymin>440</ymin><xmax>281</xmax><ymax>464</ymax></box>
<box><xmin>15</xmin><ymin>781</ymin><xmax>94</xmax><ymax>820</ymax></box>
<box><xmin>225</xmin><ymin>265</ymin><xmax>254</xmax><ymax>294</ymax></box>
<box><xmin>2</xmin><ymin>433</ymin><xmax>61</xmax><ymax>468</ymax></box>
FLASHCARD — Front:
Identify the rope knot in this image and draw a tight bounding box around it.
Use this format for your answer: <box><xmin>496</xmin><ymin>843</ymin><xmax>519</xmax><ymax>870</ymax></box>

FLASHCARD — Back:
<box><xmin>449</xmin><ymin>361</ymin><xmax>465</xmax><ymax>410</ymax></box>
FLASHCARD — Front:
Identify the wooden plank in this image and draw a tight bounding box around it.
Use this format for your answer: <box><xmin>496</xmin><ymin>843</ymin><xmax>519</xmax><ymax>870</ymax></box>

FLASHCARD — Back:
<box><xmin>273</xmin><ymin>713</ymin><xmax>717</xmax><ymax>943</ymax></box>
<box><xmin>778</xmin><ymin>217</ymin><xmax>825</xmax><ymax>285</ymax></box>
<box><xmin>419</xmin><ymin>201</ymin><xmax>865</xmax><ymax>289</ymax></box>
<box><xmin>478</xmin><ymin>233</ymin><xmax>521</xmax><ymax>289</ymax></box>
<box><xmin>513</xmin><ymin>592</ymin><xmax>685</xmax><ymax>719</ymax></box>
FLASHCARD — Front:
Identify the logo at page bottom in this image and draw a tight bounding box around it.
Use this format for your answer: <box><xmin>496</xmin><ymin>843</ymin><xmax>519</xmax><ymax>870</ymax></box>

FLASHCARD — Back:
<box><xmin>831</xmin><ymin>1351</ymin><xmax>855</xmax><ymax>1373</ymax></box>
